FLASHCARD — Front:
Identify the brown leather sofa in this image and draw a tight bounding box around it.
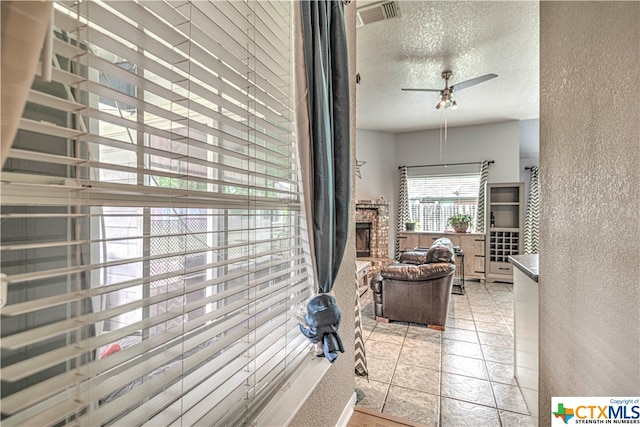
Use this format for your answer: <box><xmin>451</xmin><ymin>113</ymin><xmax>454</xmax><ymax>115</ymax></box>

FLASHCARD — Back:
<box><xmin>370</xmin><ymin>238</ymin><xmax>456</xmax><ymax>330</ymax></box>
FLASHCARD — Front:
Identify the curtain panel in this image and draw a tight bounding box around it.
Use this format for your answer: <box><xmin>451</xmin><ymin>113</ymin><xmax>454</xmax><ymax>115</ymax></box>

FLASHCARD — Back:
<box><xmin>524</xmin><ymin>166</ymin><xmax>540</xmax><ymax>254</ymax></box>
<box><xmin>396</xmin><ymin>166</ymin><xmax>409</xmax><ymax>258</ymax></box>
<box><xmin>295</xmin><ymin>0</ymin><xmax>351</xmax><ymax>363</ymax></box>
<box><xmin>476</xmin><ymin>160</ymin><xmax>490</xmax><ymax>233</ymax></box>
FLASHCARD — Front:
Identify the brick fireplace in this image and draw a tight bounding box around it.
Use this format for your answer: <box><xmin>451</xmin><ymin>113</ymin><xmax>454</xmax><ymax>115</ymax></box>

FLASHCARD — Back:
<box><xmin>355</xmin><ymin>199</ymin><xmax>394</xmax><ymax>280</ymax></box>
<box><xmin>355</xmin><ymin>199</ymin><xmax>389</xmax><ymax>259</ymax></box>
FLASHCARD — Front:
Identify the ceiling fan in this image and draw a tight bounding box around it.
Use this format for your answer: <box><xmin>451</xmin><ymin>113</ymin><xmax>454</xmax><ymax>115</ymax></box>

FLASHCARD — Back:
<box><xmin>402</xmin><ymin>70</ymin><xmax>498</xmax><ymax>110</ymax></box>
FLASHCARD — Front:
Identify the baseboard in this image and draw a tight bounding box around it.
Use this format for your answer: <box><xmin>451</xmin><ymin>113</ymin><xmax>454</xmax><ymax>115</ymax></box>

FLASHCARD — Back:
<box><xmin>335</xmin><ymin>391</ymin><xmax>357</xmax><ymax>427</ymax></box>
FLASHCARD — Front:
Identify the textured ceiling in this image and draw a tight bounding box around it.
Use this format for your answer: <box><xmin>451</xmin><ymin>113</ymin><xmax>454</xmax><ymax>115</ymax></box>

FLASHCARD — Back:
<box><xmin>356</xmin><ymin>1</ymin><xmax>540</xmax><ymax>133</ymax></box>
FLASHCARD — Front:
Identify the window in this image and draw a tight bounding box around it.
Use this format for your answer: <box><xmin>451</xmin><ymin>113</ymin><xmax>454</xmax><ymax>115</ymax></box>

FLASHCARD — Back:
<box><xmin>1</xmin><ymin>2</ymin><xmax>309</xmax><ymax>426</ymax></box>
<box><xmin>408</xmin><ymin>173</ymin><xmax>481</xmax><ymax>232</ymax></box>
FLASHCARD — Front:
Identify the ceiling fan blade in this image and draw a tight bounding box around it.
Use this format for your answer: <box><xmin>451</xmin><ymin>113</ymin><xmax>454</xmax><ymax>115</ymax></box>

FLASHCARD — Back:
<box><xmin>451</xmin><ymin>73</ymin><xmax>498</xmax><ymax>91</ymax></box>
<box><xmin>401</xmin><ymin>88</ymin><xmax>441</xmax><ymax>92</ymax></box>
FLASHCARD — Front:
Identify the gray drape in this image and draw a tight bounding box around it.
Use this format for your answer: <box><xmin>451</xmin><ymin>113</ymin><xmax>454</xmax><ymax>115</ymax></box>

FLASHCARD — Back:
<box><xmin>395</xmin><ymin>166</ymin><xmax>409</xmax><ymax>258</ymax></box>
<box><xmin>476</xmin><ymin>160</ymin><xmax>489</xmax><ymax>233</ymax></box>
<box><xmin>296</xmin><ymin>0</ymin><xmax>350</xmax><ymax>363</ymax></box>
<box><xmin>524</xmin><ymin>166</ymin><xmax>540</xmax><ymax>254</ymax></box>
<box><xmin>300</xmin><ymin>0</ymin><xmax>350</xmax><ymax>294</ymax></box>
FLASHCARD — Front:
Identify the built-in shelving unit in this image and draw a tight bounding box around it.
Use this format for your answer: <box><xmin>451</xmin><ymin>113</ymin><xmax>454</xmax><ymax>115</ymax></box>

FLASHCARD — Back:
<box><xmin>485</xmin><ymin>183</ymin><xmax>524</xmax><ymax>283</ymax></box>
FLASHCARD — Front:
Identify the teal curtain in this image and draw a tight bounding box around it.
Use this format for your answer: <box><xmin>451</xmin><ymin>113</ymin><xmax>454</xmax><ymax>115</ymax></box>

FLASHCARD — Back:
<box><xmin>297</xmin><ymin>0</ymin><xmax>350</xmax><ymax>363</ymax></box>
<box><xmin>300</xmin><ymin>0</ymin><xmax>350</xmax><ymax>293</ymax></box>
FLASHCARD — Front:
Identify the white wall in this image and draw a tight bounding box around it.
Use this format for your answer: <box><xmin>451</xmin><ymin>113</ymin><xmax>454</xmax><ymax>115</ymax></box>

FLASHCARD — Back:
<box><xmin>539</xmin><ymin>1</ymin><xmax>639</xmax><ymax>419</ymax></box>
<box><xmin>395</xmin><ymin>120</ymin><xmax>521</xmax><ymax>183</ymax></box>
<box><xmin>355</xmin><ymin>129</ymin><xmax>395</xmax><ymax>201</ymax></box>
<box><xmin>354</xmin><ymin>121</ymin><xmax>524</xmax><ymax>259</ymax></box>
<box><xmin>355</xmin><ymin>129</ymin><xmax>396</xmax><ymax>256</ymax></box>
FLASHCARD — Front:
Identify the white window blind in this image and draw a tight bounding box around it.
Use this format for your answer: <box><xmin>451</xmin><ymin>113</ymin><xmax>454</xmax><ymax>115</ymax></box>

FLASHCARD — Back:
<box><xmin>0</xmin><ymin>1</ymin><xmax>311</xmax><ymax>426</ymax></box>
<box><xmin>407</xmin><ymin>173</ymin><xmax>481</xmax><ymax>232</ymax></box>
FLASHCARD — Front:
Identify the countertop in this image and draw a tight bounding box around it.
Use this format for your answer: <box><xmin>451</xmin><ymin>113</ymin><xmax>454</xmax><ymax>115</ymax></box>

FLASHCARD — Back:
<box><xmin>508</xmin><ymin>254</ymin><xmax>539</xmax><ymax>282</ymax></box>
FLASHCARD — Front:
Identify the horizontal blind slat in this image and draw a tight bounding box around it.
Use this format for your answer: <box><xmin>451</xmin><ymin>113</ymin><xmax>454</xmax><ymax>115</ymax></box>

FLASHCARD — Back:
<box><xmin>2</xmin><ymin>1</ymin><xmax>302</xmax><ymax>425</ymax></box>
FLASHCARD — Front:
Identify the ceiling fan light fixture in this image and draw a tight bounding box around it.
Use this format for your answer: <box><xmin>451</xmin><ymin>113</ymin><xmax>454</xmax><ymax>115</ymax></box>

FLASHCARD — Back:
<box><xmin>451</xmin><ymin>100</ymin><xmax>458</xmax><ymax>109</ymax></box>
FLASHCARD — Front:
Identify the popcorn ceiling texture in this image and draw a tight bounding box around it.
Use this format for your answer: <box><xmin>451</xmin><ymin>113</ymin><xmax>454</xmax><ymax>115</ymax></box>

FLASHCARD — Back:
<box><xmin>356</xmin><ymin>1</ymin><xmax>539</xmax><ymax>132</ymax></box>
<box><xmin>539</xmin><ymin>1</ymin><xmax>639</xmax><ymax>420</ymax></box>
<box><xmin>289</xmin><ymin>4</ymin><xmax>357</xmax><ymax>426</ymax></box>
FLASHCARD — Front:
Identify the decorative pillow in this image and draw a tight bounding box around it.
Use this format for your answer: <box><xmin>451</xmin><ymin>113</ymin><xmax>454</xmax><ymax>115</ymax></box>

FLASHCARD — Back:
<box><xmin>398</xmin><ymin>251</ymin><xmax>427</xmax><ymax>265</ymax></box>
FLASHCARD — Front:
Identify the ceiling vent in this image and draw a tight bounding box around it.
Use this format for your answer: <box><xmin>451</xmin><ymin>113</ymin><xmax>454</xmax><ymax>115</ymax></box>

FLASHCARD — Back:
<box><xmin>356</xmin><ymin>1</ymin><xmax>400</xmax><ymax>28</ymax></box>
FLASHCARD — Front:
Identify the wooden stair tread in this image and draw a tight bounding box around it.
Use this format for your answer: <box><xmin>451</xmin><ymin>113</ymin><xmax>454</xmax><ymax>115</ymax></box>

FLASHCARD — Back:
<box><xmin>348</xmin><ymin>405</ymin><xmax>432</xmax><ymax>427</ymax></box>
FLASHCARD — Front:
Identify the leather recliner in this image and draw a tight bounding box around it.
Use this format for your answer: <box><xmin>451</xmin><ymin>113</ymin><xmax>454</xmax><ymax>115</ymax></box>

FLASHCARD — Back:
<box><xmin>370</xmin><ymin>238</ymin><xmax>456</xmax><ymax>330</ymax></box>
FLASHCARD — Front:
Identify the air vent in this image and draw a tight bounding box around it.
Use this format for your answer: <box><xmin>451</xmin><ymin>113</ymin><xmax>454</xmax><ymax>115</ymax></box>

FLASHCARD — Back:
<box><xmin>356</xmin><ymin>1</ymin><xmax>400</xmax><ymax>28</ymax></box>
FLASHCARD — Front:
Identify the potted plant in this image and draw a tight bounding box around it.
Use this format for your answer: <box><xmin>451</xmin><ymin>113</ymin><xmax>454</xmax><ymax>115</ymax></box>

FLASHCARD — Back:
<box><xmin>448</xmin><ymin>213</ymin><xmax>473</xmax><ymax>233</ymax></box>
<box><xmin>405</xmin><ymin>220</ymin><xmax>417</xmax><ymax>231</ymax></box>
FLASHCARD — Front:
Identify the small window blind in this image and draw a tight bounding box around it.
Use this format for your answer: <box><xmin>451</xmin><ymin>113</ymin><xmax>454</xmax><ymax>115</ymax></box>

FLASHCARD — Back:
<box><xmin>0</xmin><ymin>1</ymin><xmax>310</xmax><ymax>426</ymax></box>
<box><xmin>407</xmin><ymin>173</ymin><xmax>481</xmax><ymax>232</ymax></box>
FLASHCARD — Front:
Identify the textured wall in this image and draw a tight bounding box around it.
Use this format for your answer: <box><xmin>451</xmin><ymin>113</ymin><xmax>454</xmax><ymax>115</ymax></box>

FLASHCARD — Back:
<box><xmin>289</xmin><ymin>4</ymin><xmax>357</xmax><ymax>426</ymax></box>
<box><xmin>395</xmin><ymin>120</ymin><xmax>521</xmax><ymax>183</ymax></box>
<box><xmin>539</xmin><ymin>1</ymin><xmax>640</xmax><ymax>423</ymax></box>
<box><xmin>355</xmin><ymin>129</ymin><xmax>396</xmax><ymax>255</ymax></box>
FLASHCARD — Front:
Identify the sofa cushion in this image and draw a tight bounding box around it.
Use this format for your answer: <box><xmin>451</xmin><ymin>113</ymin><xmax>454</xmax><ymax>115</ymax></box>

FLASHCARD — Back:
<box><xmin>398</xmin><ymin>251</ymin><xmax>427</xmax><ymax>265</ymax></box>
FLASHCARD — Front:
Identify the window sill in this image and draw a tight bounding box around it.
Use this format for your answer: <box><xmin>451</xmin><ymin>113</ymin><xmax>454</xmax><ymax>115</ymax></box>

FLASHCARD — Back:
<box><xmin>252</xmin><ymin>354</ymin><xmax>331</xmax><ymax>426</ymax></box>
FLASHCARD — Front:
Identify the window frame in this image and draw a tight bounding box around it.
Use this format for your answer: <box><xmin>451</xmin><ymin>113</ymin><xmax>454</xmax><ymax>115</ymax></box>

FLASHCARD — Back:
<box><xmin>0</xmin><ymin>2</ymin><xmax>312</xmax><ymax>426</ymax></box>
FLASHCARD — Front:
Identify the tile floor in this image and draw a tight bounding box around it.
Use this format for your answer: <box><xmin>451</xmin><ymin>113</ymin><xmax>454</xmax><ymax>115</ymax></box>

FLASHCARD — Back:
<box><xmin>355</xmin><ymin>281</ymin><xmax>535</xmax><ymax>427</ymax></box>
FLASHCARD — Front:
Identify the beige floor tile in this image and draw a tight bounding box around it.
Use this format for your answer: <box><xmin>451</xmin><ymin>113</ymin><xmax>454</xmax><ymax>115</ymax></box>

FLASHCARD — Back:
<box><xmin>391</xmin><ymin>363</ymin><xmax>440</xmax><ymax>395</ymax></box>
<box><xmin>441</xmin><ymin>353</ymin><xmax>489</xmax><ymax>380</ymax></box>
<box><xmin>482</xmin><ymin>344</ymin><xmax>514</xmax><ymax>365</ymax></box>
<box><xmin>383</xmin><ymin>385</ymin><xmax>440</xmax><ymax>426</ymax></box>
<box><xmin>475</xmin><ymin>320</ymin><xmax>513</xmax><ymax>336</ymax></box>
<box><xmin>442</xmin><ymin>338</ymin><xmax>484</xmax><ymax>359</ymax></box>
<box><xmin>446</xmin><ymin>317</ymin><xmax>476</xmax><ymax>331</ymax></box>
<box><xmin>406</xmin><ymin>326</ymin><xmax>443</xmax><ymax>344</ymax></box>
<box><xmin>398</xmin><ymin>344</ymin><xmax>441</xmax><ymax>371</ymax></box>
<box><xmin>357</xmin><ymin>281</ymin><xmax>536</xmax><ymax>427</ymax></box>
<box><xmin>472</xmin><ymin>312</ymin><xmax>506</xmax><ymax>323</ymax></box>
<box><xmin>478</xmin><ymin>331</ymin><xmax>514</xmax><ymax>348</ymax></box>
<box><xmin>366</xmin><ymin>355</ymin><xmax>399</xmax><ymax>383</ymax></box>
<box><xmin>443</xmin><ymin>327</ymin><xmax>480</xmax><ymax>344</ymax></box>
<box><xmin>365</xmin><ymin>340</ymin><xmax>402</xmax><ymax>362</ymax></box>
<box><xmin>355</xmin><ymin>377</ymin><xmax>389</xmax><ymax>412</ymax></box>
<box><xmin>499</xmin><ymin>410</ymin><xmax>535</xmax><ymax>426</ymax></box>
<box><xmin>440</xmin><ymin>397</ymin><xmax>500</xmax><ymax>427</ymax></box>
<box><xmin>367</xmin><ymin>330</ymin><xmax>406</xmax><ymax>345</ymax></box>
<box><xmin>448</xmin><ymin>306</ymin><xmax>474</xmax><ymax>320</ymax></box>
<box><xmin>440</xmin><ymin>372</ymin><xmax>496</xmax><ymax>407</ymax></box>
<box><xmin>485</xmin><ymin>360</ymin><xmax>518</xmax><ymax>386</ymax></box>
<box><xmin>372</xmin><ymin>321</ymin><xmax>409</xmax><ymax>337</ymax></box>
<box><xmin>404</xmin><ymin>336</ymin><xmax>441</xmax><ymax>352</ymax></box>
<box><xmin>492</xmin><ymin>382</ymin><xmax>530</xmax><ymax>415</ymax></box>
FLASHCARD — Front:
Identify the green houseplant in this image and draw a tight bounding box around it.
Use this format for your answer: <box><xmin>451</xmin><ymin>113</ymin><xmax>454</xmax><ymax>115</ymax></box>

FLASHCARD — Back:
<box><xmin>405</xmin><ymin>219</ymin><xmax>416</xmax><ymax>231</ymax></box>
<box><xmin>448</xmin><ymin>213</ymin><xmax>473</xmax><ymax>233</ymax></box>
